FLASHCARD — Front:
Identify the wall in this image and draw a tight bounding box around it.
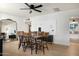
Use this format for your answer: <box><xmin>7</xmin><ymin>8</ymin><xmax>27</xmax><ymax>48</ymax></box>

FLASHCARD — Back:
<box><xmin>0</xmin><ymin>21</ymin><xmax>2</xmax><ymax>32</ymax></box>
<box><xmin>0</xmin><ymin>12</ymin><xmax>29</xmax><ymax>32</ymax></box>
<box><xmin>30</xmin><ymin>14</ymin><xmax>56</xmax><ymax>35</ymax></box>
<box><xmin>30</xmin><ymin>9</ymin><xmax>79</xmax><ymax>46</ymax></box>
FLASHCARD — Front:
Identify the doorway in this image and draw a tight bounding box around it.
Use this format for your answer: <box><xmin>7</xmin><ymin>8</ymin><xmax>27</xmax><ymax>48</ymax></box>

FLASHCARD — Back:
<box><xmin>69</xmin><ymin>17</ymin><xmax>79</xmax><ymax>43</ymax></box>
<box><xmin>0</xmin><ymin>19</ymin><xmax>17</xmax><ymax>41</ymax></box>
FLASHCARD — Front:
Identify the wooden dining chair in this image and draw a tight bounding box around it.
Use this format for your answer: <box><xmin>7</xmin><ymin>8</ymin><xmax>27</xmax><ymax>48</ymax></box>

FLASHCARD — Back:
<box><xmin>22</xmin><ymin>32</ymin><xmax>32</xmax><ymax>52</ymax></box>
<box><xmin>43</xmin><ymin>32</ymin><xmax>49</xmax><ymax>50</ymax></box>
<box><xmin>22</xmin><ymin>32</ymin><xmax>36</xmax><ymax>54</ymax></box>
<box><xmin>34</xmin><ymin>32</ymin><xmax>46</xmax><ymax>54</ymax></box>
<box><xmin>28</xmin><ymin>32</ymin><xmax>44</xmax><ymax>54</ymax></box>
<box><xmin>23</xmin><ymin>32</ymin><xmax>36</xmax><ymax>53</ymax></box>
<box><xmin>17</xmin><ymin>31</ymin><xmax>25</xmax><ymax>50</ymax></box>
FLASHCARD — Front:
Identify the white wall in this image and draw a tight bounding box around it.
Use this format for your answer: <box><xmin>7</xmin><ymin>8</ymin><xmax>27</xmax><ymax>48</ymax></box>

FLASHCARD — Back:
<box><xmin>30</xmin><ymin>9</ymin><xmax>79</xmax><ymax>46</ymax></box>
<box><xmin>0</xmin><ymin>21</ymin><xmax>2</xmax><ymax>32</ymax></box>
<box><xmin>0</xmin><ymin>12</ymin><xmax>29</xmax><ymax>32</ymax></box>
<box><xmin>30</xmin><ymin>14</ymin><xmax>56</xmax><ymax>35</ymax></box>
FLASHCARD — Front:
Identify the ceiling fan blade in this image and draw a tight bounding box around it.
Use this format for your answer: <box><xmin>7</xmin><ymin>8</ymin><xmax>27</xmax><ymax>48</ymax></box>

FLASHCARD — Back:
<box><xmin>20</xmin><ymin>8</ymin><xmax>30</xmax><ymax>10</ymax></box>
<box><xmin>25</xmin><ymin>3</ymin><xmax>30</xmax><ymax>7</ymax></box>
<box><xmin>35</xmin><ymin>5</ymin><xmax>43</xmax><ymax>8</ymax></box>
<box><xmin>33</xmin><ymin>9</ymin><xmax>42</xmax><ymax>12</ymax></box>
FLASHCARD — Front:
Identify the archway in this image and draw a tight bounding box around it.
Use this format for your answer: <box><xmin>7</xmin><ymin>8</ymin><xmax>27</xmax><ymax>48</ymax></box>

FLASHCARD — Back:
<box><xmin>0</xmin><ymin>19</ymin><xmax>17</xmax><ymax>41</ymax></box>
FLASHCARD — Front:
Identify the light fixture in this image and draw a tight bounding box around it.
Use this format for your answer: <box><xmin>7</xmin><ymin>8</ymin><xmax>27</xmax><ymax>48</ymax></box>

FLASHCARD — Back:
<box><xmin>25</xmin><ymin>18</ymin><xmax>31</xmax><ymax>32</ymax></box>
<box><xmin>24</xmin><ymin>18</ymin><xmax>31</xmax><ymax>23</ymax></box>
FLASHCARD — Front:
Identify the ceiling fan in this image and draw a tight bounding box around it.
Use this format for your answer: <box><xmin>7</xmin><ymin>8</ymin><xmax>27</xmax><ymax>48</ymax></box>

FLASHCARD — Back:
<box><xmin>20</xmin><ymin>3</ymin><xmax>43</xmax><ymax>14</ymax></box>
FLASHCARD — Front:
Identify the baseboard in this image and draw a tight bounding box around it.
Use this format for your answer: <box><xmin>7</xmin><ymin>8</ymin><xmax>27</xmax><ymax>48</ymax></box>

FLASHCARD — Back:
<box><xmin>53</xmin><ymin>41</ymin><xmax>69</xmax><ymax>46</ymax></box>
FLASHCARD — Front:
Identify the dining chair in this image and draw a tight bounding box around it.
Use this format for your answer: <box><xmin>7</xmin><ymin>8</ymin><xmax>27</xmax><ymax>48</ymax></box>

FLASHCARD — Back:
<box><xmin>43</xmin><ymin>32</ymin><xmax>49</xmax><ymax>50</ymax></box>
<box><xmin>17</xmin><ymin>31</ymin><xmax>25</xmax><ymax>50</ymax></box>
<box><xmin>34</xmin><ymin>32</ymin><xmax>46</xmax><ymax>54</ymax></box>
<box><xmin>22</xmin><ymin>32</ymin><xmax>36</xmax><ymax>54</ymax></box>
<box><xmin>27</xmin><ymin>32</ymin><xmax>43</xmax><ymax>54</ymax></box>
<box><xmin>22</xmin><ymin>32</ymin><xmax>32</xmax><ymax>52</ymax></box>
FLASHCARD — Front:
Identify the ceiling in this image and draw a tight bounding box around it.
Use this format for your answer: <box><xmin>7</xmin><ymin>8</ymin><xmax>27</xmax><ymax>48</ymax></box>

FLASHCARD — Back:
<box><xmin>0</xmin><ymin>3</ymin><xmax>79</xmax><ymax>18</ymax></box>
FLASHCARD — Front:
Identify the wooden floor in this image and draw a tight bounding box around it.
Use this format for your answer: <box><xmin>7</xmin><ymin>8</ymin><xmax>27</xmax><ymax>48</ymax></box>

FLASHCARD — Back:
<box><xmin>3</xmin><ymin>40</ymin><xmax>79</xmax><ymax>56</ymax></box>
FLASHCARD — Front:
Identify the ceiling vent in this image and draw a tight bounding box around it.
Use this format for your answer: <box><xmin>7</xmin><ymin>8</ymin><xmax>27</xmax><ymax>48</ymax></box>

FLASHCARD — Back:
<box><xmin>53</xmin><ymin>8</ymin><xmax>60</xmax><ymax>12</ymax></box>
